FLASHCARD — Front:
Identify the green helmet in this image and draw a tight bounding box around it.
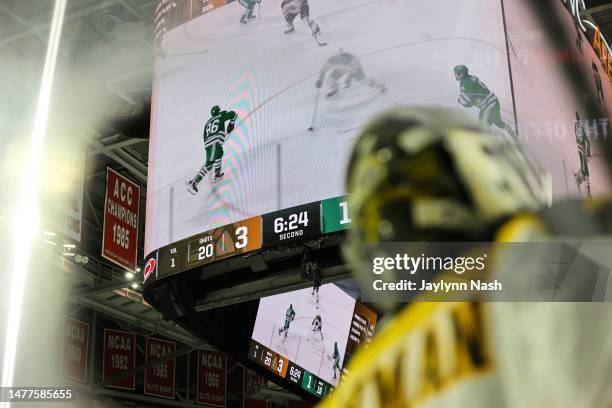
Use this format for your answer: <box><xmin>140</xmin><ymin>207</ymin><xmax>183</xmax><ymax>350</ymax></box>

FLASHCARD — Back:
<box><xmin>454</xmin><ymin>64</ymin><xmax>468</xmax><ymax>80</ymax></box>
<box><xmin>211</xmin><ymin>105</ymin><xmax>221</xmax><ymax>116</ymax></box>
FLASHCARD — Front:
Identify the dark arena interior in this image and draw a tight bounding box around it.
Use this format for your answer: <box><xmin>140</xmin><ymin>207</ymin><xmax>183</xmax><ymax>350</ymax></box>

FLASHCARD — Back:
<box><xmin>1</xmin><ymin>0</ymin><xmax>612</xmax><ymax>407</ymax></box>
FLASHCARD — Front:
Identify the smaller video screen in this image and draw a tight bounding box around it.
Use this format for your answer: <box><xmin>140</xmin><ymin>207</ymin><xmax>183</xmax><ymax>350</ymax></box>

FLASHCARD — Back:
<box><xmin>248</xmin><ymin>283</ymin><xmax>377</xmax><ymax>397</ymax></box>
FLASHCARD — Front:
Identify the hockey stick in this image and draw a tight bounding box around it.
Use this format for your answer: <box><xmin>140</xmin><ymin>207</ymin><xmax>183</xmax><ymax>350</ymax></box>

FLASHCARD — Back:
<box><xmin>308</xmin><ymin>88</ymin><xmax>321</xmax><ymax>131</ymax></box>
<box><xmin>308</xmin><ymin>20</ymin><xmax>327</xmax><ymax>47</ymax></box>
<box><xmin>167</xmin><ymin>49</ymin><xmax>209</xmax><ymax>57</ymax></box>
<box><xmin>313</xmin><ymin>32</ymin><xmax>327</xmax><ymax>47</ymax></box>
<box><xmin>258</xmin><ymin>0</ymin><xmax>261</xmax><ymax>19</ymax></box>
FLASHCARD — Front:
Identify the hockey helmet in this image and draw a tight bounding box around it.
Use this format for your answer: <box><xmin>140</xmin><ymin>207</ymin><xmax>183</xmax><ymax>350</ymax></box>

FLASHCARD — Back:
<box><xmin>345</xmin><ymin>107</ymin><xmax>547</xmax><ymax>245</ymax></box>
<box><xmin>211</xmin><ymin>105</ymin><xmax>221</xmax><ymax>116</ymax></box>
<box><xmin>454</xmin><ymin>64</ymin><xmax>469</xmax><ymax>80</ymax></box>
<box><xmin>343</xmin><ymin>108</ymin><xmax>548</xmax><ymax>306</ymax></box>
<box><xmin>343</xmin><ymin>107</ymin><xmax>550</xmax><ymax>306</ymax></box>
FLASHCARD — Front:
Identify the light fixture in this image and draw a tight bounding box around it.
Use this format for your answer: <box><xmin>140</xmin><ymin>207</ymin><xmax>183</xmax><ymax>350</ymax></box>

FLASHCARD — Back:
<box><xmin>130</xmin><ymin>282</ymin><xmax>139</xmax><ymax>290</ymax></box>
<box><xmin>136</xmin><ymin>267</ymin><xmax>141</xmax><ymax>273</ymax></box>
<box><xmin>62</xmin><ymin>243</ymin><xmax>75</xmax><ymax>248</ymax></box>
<box><xmin>1</xmin><ymin>0</ymin><xmax>67</xmax><ymax>397</ymax></box>
<box><xmin>125</xmin><ymin>272</ymin><xmax>135</xmax><ymax>280</ymax></box>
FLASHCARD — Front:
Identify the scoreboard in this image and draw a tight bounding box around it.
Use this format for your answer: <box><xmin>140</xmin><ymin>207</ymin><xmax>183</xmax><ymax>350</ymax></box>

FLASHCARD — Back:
<box><xmin>144</xmin><ymin>195</ymin><xmax>353</xmax><ymax>283</ymax></box>
<box><xmin>248</xmin><ymin>341</ymin><xmax>333</xmax><ymax>398</ymax></box>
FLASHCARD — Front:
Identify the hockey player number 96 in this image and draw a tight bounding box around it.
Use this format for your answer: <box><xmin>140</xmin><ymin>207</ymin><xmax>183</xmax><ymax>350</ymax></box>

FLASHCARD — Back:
<box><xmin>206</xmin><ymin>119</ymin><xmax>220</xmax><ymax>135</ymax></box>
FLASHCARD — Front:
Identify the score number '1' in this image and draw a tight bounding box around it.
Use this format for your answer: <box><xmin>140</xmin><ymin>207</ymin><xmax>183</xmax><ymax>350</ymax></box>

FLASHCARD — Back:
<box><xmin>339</xmin><ymin>201</ymin><xmax>351</xmax><ymax>225</ymax></box>
<box><xmin>197</xmin><ymin>226</ymin><xmax>249</xmax><ymax>260</ymax></box>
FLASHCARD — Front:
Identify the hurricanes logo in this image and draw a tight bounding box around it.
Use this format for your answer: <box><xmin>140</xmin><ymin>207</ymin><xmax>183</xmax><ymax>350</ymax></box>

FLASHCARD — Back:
<box><xmin>144</xmin><ymin>258</ymin><xmax>156</xmax><ymax>282</ymax></box>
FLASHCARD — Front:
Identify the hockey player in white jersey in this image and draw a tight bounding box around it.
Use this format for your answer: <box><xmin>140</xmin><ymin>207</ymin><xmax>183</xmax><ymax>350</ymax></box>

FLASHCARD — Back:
<box><xmin>312</xmin><ymin>314</ymin><xmax>323</xmax><ymax>340</ymax></box>
<box><xmin>281</xmin><ymin>0</ymin><xmax>320</xmax><ymax>35</ymax></box>
<box><xmin>316</xmin><ymin>49</ymin><xmax>386</xmax><ymax>98</ymax></box>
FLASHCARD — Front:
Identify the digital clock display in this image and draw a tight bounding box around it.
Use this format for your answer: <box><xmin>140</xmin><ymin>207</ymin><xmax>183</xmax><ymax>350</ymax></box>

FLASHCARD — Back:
<box><xmin>262</xmin><ymin>202</ymin><xmax>321</xmax><ymax>246</ymax></box>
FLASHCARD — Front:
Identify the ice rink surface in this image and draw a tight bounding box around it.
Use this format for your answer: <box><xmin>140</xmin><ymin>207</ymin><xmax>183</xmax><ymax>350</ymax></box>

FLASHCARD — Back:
<box><xmin>146</xmin><ymin>0</ymin><xmax>511</xmax><ymax>253</ymax></box>
<box><xmin>252</xmin><ymin>284</ymin><xmax>357</xmax><ymax>386</ymax></box>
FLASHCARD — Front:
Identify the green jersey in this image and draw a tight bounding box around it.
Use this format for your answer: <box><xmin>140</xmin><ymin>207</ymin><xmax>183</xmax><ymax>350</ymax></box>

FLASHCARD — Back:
<box><xmin>286</xmin><ymin>307</ymin><xmax>295</xmax><ymax>321</ymax></box>
<box><xmin>203</xmin><ymin>110</ymin><xmax>237</xmax><ymax>147</ymax></box>
<box><xmin>458</xmin><ymin>75</ymin><xmax>497</xmax><ymax>109</ymax></box>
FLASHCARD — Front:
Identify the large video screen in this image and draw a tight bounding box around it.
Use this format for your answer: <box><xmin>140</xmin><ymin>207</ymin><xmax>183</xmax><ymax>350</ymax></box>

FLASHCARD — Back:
<box><xmin>248</xmin><ymin>283</ymin><xmax>377</xmax><ymax>397</ymax></box>
<box><xmin>504</xmin><ymin>0</ymin><xmax>612</xmax><ymax>199</ymax></box>
<box><xmin>146</xmin><ymin>0</ymin><xmax>512</xmax><ymax>255</ymax></box>
<box><xmin>146</xmin><ymin>0</ymin><xmax>612</xmax><ymax>268</ymax></box>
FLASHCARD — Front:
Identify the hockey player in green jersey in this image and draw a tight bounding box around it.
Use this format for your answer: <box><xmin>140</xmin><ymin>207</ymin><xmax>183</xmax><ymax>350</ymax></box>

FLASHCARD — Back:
<box><xmin>454</xmin><ymin>65</ymin><xmax>516</xmax><ymax>138</ymax></box>
<box><xmin>278</xmin><ymin>304</ymin><xmax>296</xmax><ymax>338</ymax></box>
<box><xmin>592</xmin><ymin>61</ymin><xmax>605</xmax><ymax>105</ymax></box>
<box><xmin>187</xmin><ymin>105</ymin><xmax>237</xmax><ymax>195</ymax></box>
<box><xmin>332</xmin><ymin>342</ymin><xmax>340</xmax><ymax>379</ymax></box>
<box><xmin>239</xmin><ymin>0</ymin><xmax>259</xmax><ymax>24</ymax></box>
<box><xmin>574</xmin><ymin>111</ymin><xmax>591</xmax><ymax>197</ymax></box>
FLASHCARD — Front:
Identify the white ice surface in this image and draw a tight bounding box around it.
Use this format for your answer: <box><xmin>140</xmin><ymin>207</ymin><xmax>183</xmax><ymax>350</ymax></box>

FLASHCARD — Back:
<box><xmin>146</xmin><ymin>0</ymin><xmax>510</xmax><ymax>252</ymax></box>
<box><xmin>251</xmin><ymin>284</ymin><xmax>357</xmax><ymax>386</ymax></box>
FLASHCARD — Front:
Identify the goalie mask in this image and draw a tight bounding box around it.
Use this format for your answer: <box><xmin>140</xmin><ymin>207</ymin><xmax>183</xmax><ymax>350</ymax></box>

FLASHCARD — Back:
<box><xmin>343</xmin><ymin>107</ymin><xmax>549</xmax><ymax>306</ymax></box>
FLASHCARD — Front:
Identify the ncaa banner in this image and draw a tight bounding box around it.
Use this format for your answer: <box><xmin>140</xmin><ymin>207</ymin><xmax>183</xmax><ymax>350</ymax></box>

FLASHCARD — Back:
<box><xmin>144</xmin><ymin>338</ymin><xmax>177</xmax><ymax>399</ymax></box>
<box><xmin>197</xmin><ymin>350</ymin><xmax>227</xmax><ymax>407</ymax></box>
<box><xmin>61</xmin><ymin>318</ymin><xmax>89</xmax><ymax>383</ymax></box>
<box><xmin>243</xmin><ymin>368</ymin><xmax>266</xmax><ymax>408</ymax></box>
<box><xmin>103</xmin><ymin>329</ymin><xmax>136</xmax><ymax>390</ymax></box>
<box><xmin>102</xmin><ymin>167</ymin><xmax>140</xmax><ymax>272</ymax></box>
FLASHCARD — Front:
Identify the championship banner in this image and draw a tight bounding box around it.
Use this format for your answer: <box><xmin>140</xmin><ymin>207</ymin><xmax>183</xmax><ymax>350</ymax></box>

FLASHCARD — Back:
<box><xmin>103</xmin><ymin>329</ymin><xmax>136</xmax><ymax>390</ymax></box>
<box><xmin>61</xmin><ymin>318</ymin><xmax>89</xmax><ymax>383</ymax></box>
<box><xmin>144</xmin><ymin>338</ymin><xmax>177</xmax><ymax>399</ymax></box>
<box><xmin>243</xmin><ymin>368</ymin><xmax>266</xmax><ymax>408</ymax></box>
<box><xmin>57</xmin><ymin>150</ymin><xmax>86</xmax><ymax>243</ymax></box>
<box><xmin>102</xmin><ymin>167</ymin><xmax>140</xmax><ymax>272</ymax></box>
<box><xmin>197</xmin><ymin>350</ymin><xmax>227</xmax><ymax>407</ymax></box>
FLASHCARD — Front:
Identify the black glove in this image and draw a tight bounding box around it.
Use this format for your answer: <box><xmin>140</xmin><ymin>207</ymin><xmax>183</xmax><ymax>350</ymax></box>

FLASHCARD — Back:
<box><xmin>316</xmin><ymin>79</ymin><xmax>323</xmax><ymax>89</ymax></box>
<box><xmin>227</xmin><ymin>123</ymin><xmax>235</xmax><ymax>133</ymax></box>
